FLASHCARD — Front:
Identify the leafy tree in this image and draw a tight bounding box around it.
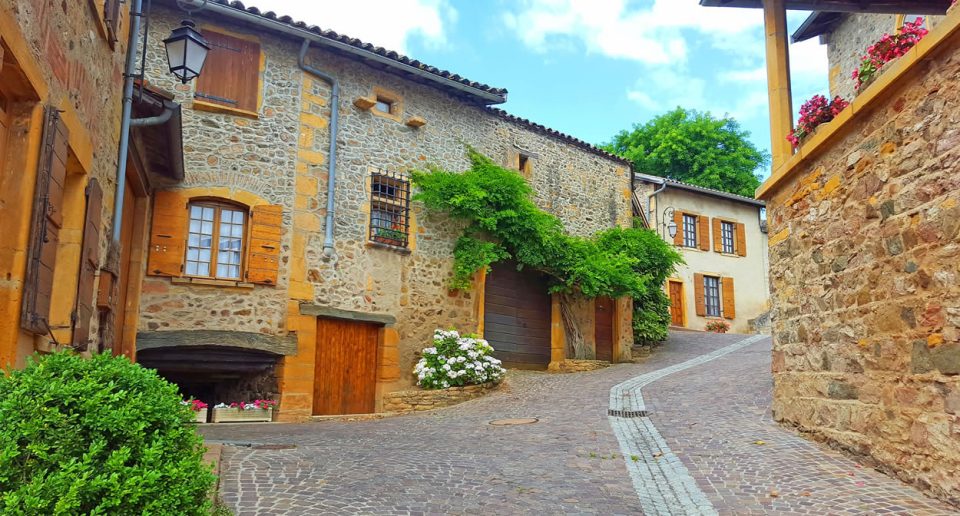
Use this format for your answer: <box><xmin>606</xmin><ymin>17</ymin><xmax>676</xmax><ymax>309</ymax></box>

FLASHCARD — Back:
<box><xmin>604</xmin><ymin>107</ymin><xmax>768</xmax><ymax>198</ymax></box>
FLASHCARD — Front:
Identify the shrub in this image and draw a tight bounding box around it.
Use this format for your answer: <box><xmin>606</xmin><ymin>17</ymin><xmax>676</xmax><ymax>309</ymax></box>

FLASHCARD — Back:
<box><xmin>706</xmin><ymin>320</ymin><xmax>731</xmax><ymax>333</ymax></box>
<box><xmin>414</xmin><ymin>329</ymin><xmax>505</xmax><ymax>389</ymax></box>
<box><xmin>634</xmin><ymin>288</ymin><xmax>672</xmax><ymax>345</ymax></box>
<box><xmin>0</xmin><ymin>352</ymin><xmax>216</xmax><ymax>514</ymax></box>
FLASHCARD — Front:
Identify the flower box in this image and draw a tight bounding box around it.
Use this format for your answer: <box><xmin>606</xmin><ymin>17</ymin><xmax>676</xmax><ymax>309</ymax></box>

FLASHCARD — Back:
<box><xmin>192</xmin><ymin>408</ymin><xmax>208</xmax><ymax>423</ymax></box>
<box><xmin>212</xmin><ymin>407</ymin><xmax>273</xmax><ymax>423</ymax></box>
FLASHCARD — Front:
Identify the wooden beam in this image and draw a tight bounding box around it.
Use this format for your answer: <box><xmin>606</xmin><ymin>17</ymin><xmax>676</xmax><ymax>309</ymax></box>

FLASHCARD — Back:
<box><xmin>764</xmin><ymin>0</ymin><xmax>794</xmax><ymax>172</ymax></box>
<box><xmin>700</xmin><ymin>0</ymin><xmax>949</xmax><ymax>14</ymax></box>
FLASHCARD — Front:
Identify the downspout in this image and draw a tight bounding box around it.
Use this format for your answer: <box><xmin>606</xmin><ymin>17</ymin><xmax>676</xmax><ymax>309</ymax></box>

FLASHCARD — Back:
<box><xmin>647</xmin><ymin>178</ymin><xmax>668</xmax><ymax>233</ymax></box>
<box><xmin>112</xmin><ymin>0</ymin><xmax>145</xmax><ymax>243</ymax></box>
<box><xmin>298</xmin><ymin>39</ymin><xmax>339</xmax><ymax>257</ymax></box>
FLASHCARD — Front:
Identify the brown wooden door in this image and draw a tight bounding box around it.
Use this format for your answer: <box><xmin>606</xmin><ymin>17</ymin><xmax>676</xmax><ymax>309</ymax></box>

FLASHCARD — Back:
<box><xmin>112</xmin><ymin>178</ymin><xmax>135</xmax><ymax>355</ymax></box>
<box><xmin>314</xmin><ymin>318</ymin><xmax>379</xmax><ymax>415</ymax></box>
<box><xmin>595</xmin><ymin>296</ymin><xmax>614</xmax><ymax>361</ymax></box>
<box><xmin>668</xmin><ymin>281</ymin><xmax>684</xmax><ymax>326</ymax></box>
<box><xmin>483</xmin><ymin>261</ymin><xmax>551</xmax><ymax>368</ymax></box>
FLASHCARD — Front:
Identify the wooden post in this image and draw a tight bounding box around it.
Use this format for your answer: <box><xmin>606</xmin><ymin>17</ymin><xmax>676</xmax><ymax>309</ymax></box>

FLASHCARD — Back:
<box><xmin>763</xmin><ymin>0</ymin><xmax>793</xmax><ymax>172</ymax></box>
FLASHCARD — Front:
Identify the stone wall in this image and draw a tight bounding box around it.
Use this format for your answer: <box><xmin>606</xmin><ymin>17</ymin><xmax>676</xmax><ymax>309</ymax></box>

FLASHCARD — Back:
<box><xmin>139</xmin><ymin>7</ymin><xmax>633</xmax><ymax>391</ymax></box>
<box><xmin>827</xmin><ymin>14</ymin><xmax>949</xmax><ymax>101</ymax></box>
<box><xmin>0</xmin><ymin>0</ymin><xmax>128</xmax><ymax>365</ymax></box>
<box><xmin>382</xmin><ymin>382</ymin><xmax>501</xmax><ymax>413</ymax></box>
<box><xmin>765</xmin><ymin>29</ymin><xmax>960</xmax><ymax>505</ymax></box>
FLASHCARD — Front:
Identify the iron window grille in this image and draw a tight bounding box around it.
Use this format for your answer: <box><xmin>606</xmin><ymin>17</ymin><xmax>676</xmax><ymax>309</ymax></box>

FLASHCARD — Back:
<box><xmin>682</xmin><ymin>214</ymin><xmax>698</xmax><ymax>248</ymax></box>
<box><xmin>369</xmin><ymin>169</ymin><xmax>411</xmax><ymax>248</ymax></box>
<box><xmin>721</xmin><ymin>221</ymin><xmax>735</xmax><ymax>254</ymax></box>
<box><xmin>704</xmin><ymin>275</ymin><xmax>721</xmax><ymax>317</ymax></box>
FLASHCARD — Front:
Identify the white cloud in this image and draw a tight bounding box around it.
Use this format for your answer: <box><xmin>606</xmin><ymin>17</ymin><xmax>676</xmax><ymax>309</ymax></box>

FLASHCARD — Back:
<box><xmin>242</xmin><ymin>0</ymin><xmax>456</xmax><ymax>54</ymax></box>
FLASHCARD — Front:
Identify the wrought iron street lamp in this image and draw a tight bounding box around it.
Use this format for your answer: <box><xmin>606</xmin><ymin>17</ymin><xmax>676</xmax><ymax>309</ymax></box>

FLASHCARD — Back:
<box><xmin>662</xmin><ymin>207</ymin><xmax>678</xmax><ymax>240</ymax></box>
<box><xmin>163</xmin><ymin>20</ymin><xmax>210</xmax><ymax>84</ymax></box>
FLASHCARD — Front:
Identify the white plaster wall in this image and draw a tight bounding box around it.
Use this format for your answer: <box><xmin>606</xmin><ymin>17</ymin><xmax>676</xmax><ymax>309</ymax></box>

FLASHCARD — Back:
<box><xmin>648</xmin><ymin>188</ymin><xmax>770</xmax><ymax>334</ymax></box>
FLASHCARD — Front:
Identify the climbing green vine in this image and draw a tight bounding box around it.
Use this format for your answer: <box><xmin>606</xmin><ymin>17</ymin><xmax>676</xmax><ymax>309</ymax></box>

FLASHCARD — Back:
<box><xmin>411</xmin><ymin>149</ymin><xmax>683</xmax><ymax>314</ymax></box>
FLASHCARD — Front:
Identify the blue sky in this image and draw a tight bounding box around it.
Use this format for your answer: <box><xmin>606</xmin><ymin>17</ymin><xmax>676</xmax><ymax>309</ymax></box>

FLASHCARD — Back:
<box><xmin>247</xmin><ymin>0</ymin><xmax>830</xmax><ymax>180</ymax></box>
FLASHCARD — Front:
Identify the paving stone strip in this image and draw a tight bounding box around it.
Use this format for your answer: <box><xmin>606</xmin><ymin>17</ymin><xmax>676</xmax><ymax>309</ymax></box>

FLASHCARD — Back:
<box><xmin>608</xmin><ymin>334</ymin><xmax>769</xmax><ymax>516</ymax></box>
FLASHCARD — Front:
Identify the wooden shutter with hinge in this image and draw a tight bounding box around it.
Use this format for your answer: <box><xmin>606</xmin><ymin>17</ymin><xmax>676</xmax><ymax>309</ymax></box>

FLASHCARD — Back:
<box><xmin>103</xmin><ymin>0</ymin><xmax>122</xmax><ymax>45</ymax></box>
<box><xmin>698</xmin><ymin>215</ymin><xmax>710</xmax><ymax>251</ymax></box>
<box><xmin>736</xmin><ymin>223</ymin><xmax>747</xmax><ymax>257</ymax></box>
<box><xmin>21</xmin><ymin>107</ymin><xmax>68</xmax><ymax>335</ymax></box>
<box><xmin>147</xmin><ymin>190</ymin><xmax>187</xmax><ymax>277</ymax></box>
<box><xmin>72</xmin><ymin>178</ymin><xmax>103</xmax><ymax>349</ymax></box>
<box><xmin>712</xmin><ymin>218</ymin><xmax>722</xmax><ymax>252</ymax></box>
<box><xmin>722</xmin><ymin>277</ymin><xmax>736</xmax><ymax>320</ymax></box>
<box><xmin>246</xmin><ymin>204</ymin><xmax>282</xmax><ymax>285</ymax></box>
<box><xmin>673</xmin><ymin>210</ymin><xmax>683</xmax><ymax>246</ymax></box>
<box><xmin>693</xmin><ymin>273</ymin><xmax>706</xmax><ymax>317</ymax></box>
<box><xmin>194</xmin><ymin>31</ymin><xmax>260</xmax><ymax>112</ymax></box>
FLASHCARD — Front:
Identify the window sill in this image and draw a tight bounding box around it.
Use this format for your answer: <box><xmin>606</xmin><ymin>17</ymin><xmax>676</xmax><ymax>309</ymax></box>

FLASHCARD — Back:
<box><xmin>171</xmin><ymin>277</ymin><xmax>256</xmax><ymax>289</ymax></box>
<box><xmin>366</xmin><ymin>240</ymin><xmax>412</xmax><ymax>255</ymax></box>
<box><xmin>192</xmin><ymin>99</ymin><xmax>260</xmax><ymax>119</ymax></box>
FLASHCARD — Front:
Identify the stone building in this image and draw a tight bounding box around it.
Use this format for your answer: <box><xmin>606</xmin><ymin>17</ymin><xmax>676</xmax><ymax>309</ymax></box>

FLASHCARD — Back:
<box><xmin>0</xmin><ymin>1</ymin><xmax>185</xmax><ymax>368</ymax></box>
<box><xmin>702</xmin><ymin>0</ymin><xmax>960</xmax><ymax>506</ymax></box>
<box><xmin>134</xmin><ymin>0</ymin><xmax>635</xmax><ymax>421</ymax></box>
<box><xmin>633</xmin><ymin>174</ymin><xmax>770</xmax><ymax>334</ymax></box>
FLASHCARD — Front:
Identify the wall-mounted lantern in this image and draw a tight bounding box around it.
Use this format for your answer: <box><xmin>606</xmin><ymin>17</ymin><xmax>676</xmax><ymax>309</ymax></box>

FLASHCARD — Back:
<box><xmin>163</xmin><ymin>20</ymin><xmax>210</xmax><ymax>84</ymax></box>
<box><xmin>662</xmin><ymin>207</ymin><xmax>678</xmax><ymax>240</ymax></box>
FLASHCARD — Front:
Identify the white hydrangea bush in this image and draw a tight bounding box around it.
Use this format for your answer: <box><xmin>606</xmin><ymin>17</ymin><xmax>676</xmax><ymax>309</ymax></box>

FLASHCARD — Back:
<box><xmin>414</xmin><ymin>329</ymin><xmax>506</xmax><ymax>390</ymax></box>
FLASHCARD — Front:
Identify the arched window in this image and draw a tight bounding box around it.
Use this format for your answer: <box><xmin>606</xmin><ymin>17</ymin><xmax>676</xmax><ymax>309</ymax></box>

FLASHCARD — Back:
<box><xmin>185</xmin><ymin>200</ymin><xmax>247</xmax><ymax>279</ymax></box>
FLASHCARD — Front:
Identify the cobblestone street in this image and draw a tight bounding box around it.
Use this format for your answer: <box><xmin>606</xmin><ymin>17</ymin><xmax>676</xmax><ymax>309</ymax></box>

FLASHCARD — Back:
<box><xmin>201</xmin><ymin>332</ymin><xmax>954</xmax><ymax>515</ymax></box>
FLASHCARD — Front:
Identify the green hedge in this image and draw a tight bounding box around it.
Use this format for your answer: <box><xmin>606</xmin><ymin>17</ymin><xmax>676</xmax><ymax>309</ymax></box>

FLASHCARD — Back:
<box><xmin>0</xmin><ymin>352</ymin><xmax>215</xmax><ymax>514</ymax></box>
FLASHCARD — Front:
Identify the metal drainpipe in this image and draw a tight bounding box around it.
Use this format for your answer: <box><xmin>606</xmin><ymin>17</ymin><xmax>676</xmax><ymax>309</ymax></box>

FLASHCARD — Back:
<box><xmin>647</xmin><ymin>178</ymin><xmax>668</xmax><ymax>232</ymax></box>
<box><xmin>112</xmin><ymin>0</ymin><xmax>144</xmax><ymax>243</ymax></box>
<box><xmin>298</xmin><ymin>39</ymin><xmax>340</xmax><ymax>257</ymax></box>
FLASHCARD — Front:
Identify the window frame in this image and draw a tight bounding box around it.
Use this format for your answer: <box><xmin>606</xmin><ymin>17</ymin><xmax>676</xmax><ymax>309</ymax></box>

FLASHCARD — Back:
<box><xmin>368</xmin><ymin>170</ymin><xmax>411</xmax><ymax>249</ymax></box>
<box><xmin>703</xmin><ymin>275</ymin><xmax>722</xmax><ymax>318</ymax></box>
<box><xmin>682</xmin><ymin>214</ymin><xmax>698</xmax><ymax>248</ymax></box>
<box><xmin>721</xmin><ymin>220</ymin><xmax>736</xmax><ymax>254</ymax></box>
<box><xmin>369</xmin><ymin>86</ymin><xmax>403</xmax><ymax>122</ymax></box>
<box><xmin>184</xmin><ymin>199</ymin><xmax>249</xmax><ymax>281</ymax></box>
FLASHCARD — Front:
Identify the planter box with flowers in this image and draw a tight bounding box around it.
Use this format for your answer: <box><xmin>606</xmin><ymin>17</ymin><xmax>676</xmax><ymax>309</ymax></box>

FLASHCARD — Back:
<box><xmin>211</xmin><ymin>399</ymin><xmax>277</xmax><ymax>423</ymax></box>
<box><xmin>413</xmin><ymin>329</ymin><xmax>506</xmax><ymax>391</ymax></box>
<box><xmin>852</xmin><ymin>18</ymin><xmax>928</xmax><ymax>94</ymax></box>
<box><xmin>182</xmin><ymin>399</ymin><xmax>208</xmax><ymax>423</ymax></box>
<box><xmin>706</xmin><ymin>320</ymin><xmax>730</xmax><ymax>334</ymax></box>
<box><xmin>372</xmin><ymin>227</ymin><xmax>407</xmax><ymax>247</ymax></box>
<box><xmin>787</xmin><ymin>95</ymin><xmax>849</xmax><ymax>151</ymax></box>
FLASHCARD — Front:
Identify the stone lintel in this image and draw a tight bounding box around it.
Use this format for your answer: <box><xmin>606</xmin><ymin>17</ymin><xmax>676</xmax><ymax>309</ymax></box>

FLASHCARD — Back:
<box><xmin>299</xmin><ymin>304</ymin><xmax>396</xmax><ymax>326</ymax></box>
<box><xmin>136</xmin><ymin>330</ymin><xmax>297</xmax><ymax>356</ymax></box>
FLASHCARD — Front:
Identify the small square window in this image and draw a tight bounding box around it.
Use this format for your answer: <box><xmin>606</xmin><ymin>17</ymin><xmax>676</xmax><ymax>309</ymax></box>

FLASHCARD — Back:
<box><xmin>374</xmin><ymin>98</ymin><xmax>393</xmax><ymax>114</ymax></box>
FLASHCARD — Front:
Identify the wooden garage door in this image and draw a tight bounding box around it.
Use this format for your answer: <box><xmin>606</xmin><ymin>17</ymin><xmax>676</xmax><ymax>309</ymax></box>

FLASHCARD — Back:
<box><xmin>595</xmin><ymin>297</ymin><xmax>614</xmax><ymax>362</ymax></box>
<box><xmin>483</xmin><ymin>261</ymin><xmax>551</xmax><ymax>367</ymax></box>
<box><xmin>314</xmin><ymin>318</ymin><xmax>379</xmax><ymax>415</ymax></box>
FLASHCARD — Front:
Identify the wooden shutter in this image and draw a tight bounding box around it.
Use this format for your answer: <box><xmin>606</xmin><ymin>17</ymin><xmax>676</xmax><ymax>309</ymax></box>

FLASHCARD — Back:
<box><xmin>698</xmin><ymin>215</ymin><xmax>710</xmax><ymax>251</ymax></box>
<box><xmin>672</xmin><ymin>210</ymin><xmax>683</xmax><ymax>246</ymax></box>
<box><xmin>712</xmin><ymin>218</ymin><xmax>722</xmax><ymax>252</ymax></box>
<box><xmin>736</xmin><ymin>223</ymin><xmax>747</xmax><ymax>257</ymax></box>
<box><xmin>147</xmin><ymin>191</ymin><xmax>187</xmax><ymax>276</ymax></box>
<box><xmin>103</xmin><ymin>0</ymin><xmax>122</xmax><ymax>44</ymax></box>
<box><xmin>722</xmin><ymin>277</ymin><xmax>736</xmax><ymax>320</ymax></box>
<box><xmin>194</xmin><ymin>31</ymin><xmax>260</xmax><ymax>112</ymax></box>
<box><xmin>73</xmin><ymin>178</ymin><xmax>103</xmax><ymax>349</ymax></box>
<box><xmin>693</xmin><ymin>273</ymin><xmax>706</xmax><ymax>317</ymax></box>
<box><xmin>246</xmin><ymin>204</ymin><xmax>282</xmax><ymax>285</ymax></box>
<box><xmin>21</xmin><ymin>107</ymin><xmax>69</xmax><ymax>335</ymax></box>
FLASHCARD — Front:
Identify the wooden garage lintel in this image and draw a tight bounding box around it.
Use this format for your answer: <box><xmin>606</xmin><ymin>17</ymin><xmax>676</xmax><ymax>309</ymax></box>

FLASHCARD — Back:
<box><xmin>299</xmin><ymin>304</ymin><xmax>397</xmax><ymax>326</ymax></box>
<box><xmin>136</xmin><ymin>330</ymin><xmax>298</xmax><ymax>356</ymax></box>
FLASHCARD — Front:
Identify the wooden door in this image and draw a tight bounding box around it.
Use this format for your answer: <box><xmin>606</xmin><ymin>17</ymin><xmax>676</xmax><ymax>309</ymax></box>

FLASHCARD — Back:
<box><xmin>112</xmin><ymin>178</ymin><xmax>136</xmax><ymax>356</ymax></box>
<box><xmin>668</xmin><ymin>281</ymin><xmax>684</xmax><ymax>326</ymax></box>
<box><xmin>313</xmin><ymin>318</ymin><xmax>379</xmax><ymax>415</ymax></box>
<box><xmin>483</xmin><ymin>261</ymin><xmax>551</xmax><ymax>368</ymax></box>
<box><xmin>594</xmin><ymin>296</ymin><xmax>614</xmax><ymax>362</ymax></box>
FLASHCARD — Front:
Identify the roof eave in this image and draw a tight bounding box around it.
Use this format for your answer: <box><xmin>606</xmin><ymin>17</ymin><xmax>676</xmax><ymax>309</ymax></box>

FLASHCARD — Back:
<box><xmin>633</xmin><ymin>173</ymin><xmax>766</xmax><ymax>208</ymax></box>
<box><xmin>699</xmin><ymin>0</ymin><xmax>949</xmax><ymax>15</ymax></box>
<box><xmin>203</xmin><ymin>1</ymin><xmax>508</xmax><ymax>105</ymax></box>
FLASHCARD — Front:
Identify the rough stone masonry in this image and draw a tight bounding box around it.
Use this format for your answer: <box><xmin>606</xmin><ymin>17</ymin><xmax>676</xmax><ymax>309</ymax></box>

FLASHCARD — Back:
<box><xmin>764</xmin><ymin>23</ymin><xmax>960</xmax><ymax>506</ymax></box>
